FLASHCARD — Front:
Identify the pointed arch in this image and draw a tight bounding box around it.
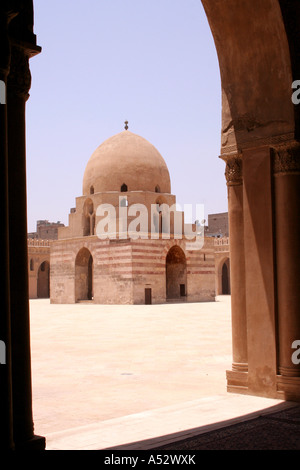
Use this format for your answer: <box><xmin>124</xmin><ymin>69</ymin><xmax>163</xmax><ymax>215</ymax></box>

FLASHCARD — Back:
<box><xmin>37</xmin><ymin>261</ymin><xmax>50</xmax><ymax>298</ymax></box>
<box><xmin>82</xmin><ymin>198</ymin><xmax>95</xmax><ymax>236</ymax></box>
<box><xmin>75</xmin><ymin>248</ymin><xmax>93</xmax><ymax>302</ymax></box>
<box><xmin>166</xmin><ymin>245</ymin><xmax>187</xmax><ymax>300</ymax></box>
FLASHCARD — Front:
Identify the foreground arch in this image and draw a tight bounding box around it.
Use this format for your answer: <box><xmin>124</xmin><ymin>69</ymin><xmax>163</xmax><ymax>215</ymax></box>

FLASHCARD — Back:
<box><xmin>0</xmin><ymin>0</ymin><xmax>299</xmax><ymax>451</ymax></box>
<box><xmin>202</xmin><ymin>0</ymin><xmax>300</xmax><ymax>399</ymax></box>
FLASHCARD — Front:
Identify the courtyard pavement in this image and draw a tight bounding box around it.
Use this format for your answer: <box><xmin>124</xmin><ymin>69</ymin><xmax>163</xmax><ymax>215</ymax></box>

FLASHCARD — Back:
<box><xmin>29</xmin><ymin>296</ymin><xmax>296</xmax><ymax>450</ymax></box>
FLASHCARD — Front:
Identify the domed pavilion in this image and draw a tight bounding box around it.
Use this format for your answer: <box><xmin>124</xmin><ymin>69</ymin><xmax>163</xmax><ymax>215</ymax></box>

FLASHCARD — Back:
<box><xmin>50</xmin><ymin>125</ymin><xmax>216</xmax><ymax>304</ymax></box>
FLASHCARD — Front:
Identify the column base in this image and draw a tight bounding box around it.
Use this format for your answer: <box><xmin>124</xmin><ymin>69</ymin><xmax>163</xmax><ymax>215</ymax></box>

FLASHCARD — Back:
<box><xmin>277</xmin><ymin>375</ymin><xmax>300</xmax><ymax>402</ymax></box>
<box><xmin>278</xmin><ymin>365</ymin><xmax>300</xmax><ymax>378</ymax></box>
<box><xmin>226</xmin><ymin>369</ymin><xmax>248</xmax><ymax>394</ymax></box>
<box><xmin>227</xmin><ymin>370</ymin><xmax>300</xmax><ymax>401</ymax></box>
<box><xmin>232</xmin><ymin>362</ymin><xmax>248</xmax><ymax>373</ymax></box>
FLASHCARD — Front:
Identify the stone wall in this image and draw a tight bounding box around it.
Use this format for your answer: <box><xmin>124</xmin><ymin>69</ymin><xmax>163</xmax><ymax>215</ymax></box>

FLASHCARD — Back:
<box><xmin>50</xmin><ymin>236</ymin><xmax>216</xmax><ymax>305</ymax></box>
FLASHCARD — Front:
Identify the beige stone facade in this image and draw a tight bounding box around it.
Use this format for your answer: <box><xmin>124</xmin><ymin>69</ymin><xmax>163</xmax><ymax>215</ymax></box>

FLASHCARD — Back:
<box><xmin>50</xmin><ymin>236</ymin><xmax>217</xmax><ymax>305</ymax></box>
<box><xmin>28</xmin><ymin>227</ymin><xmax>228</xmax><ymax>304</ymax></box>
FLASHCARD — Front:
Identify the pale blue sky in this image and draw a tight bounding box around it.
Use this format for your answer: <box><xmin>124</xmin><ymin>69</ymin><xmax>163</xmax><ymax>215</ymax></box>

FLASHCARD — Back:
<box><xmin>26</xmin><ymin>0</ymin><xmax>226</xmax><ymax>233</ymax></box>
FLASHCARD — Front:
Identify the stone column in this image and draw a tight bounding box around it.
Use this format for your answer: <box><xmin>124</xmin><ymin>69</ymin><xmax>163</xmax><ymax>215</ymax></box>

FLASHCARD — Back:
<box><xmin>221</xmin><ymin>154</ymin><xmax>248</xmax><ymax>390</ymax></box>
<box><xmin>242</xmin><ymin>146</ymin><xmax>278</xmax><ymax>397</ymax></box>
<box><xmin>0</xmin><ymin>10</ymin><xmax>14</xmax><ymax>451</ymax></box>
<box><xmin>7</xmin><ymin>41</ymin><xmax>44</xmax><ymax>449</ymax></box>
<box><xmin>272</xmin><ymin>142</ymin><xmax>300</xmax><ymax>394</ymax></box>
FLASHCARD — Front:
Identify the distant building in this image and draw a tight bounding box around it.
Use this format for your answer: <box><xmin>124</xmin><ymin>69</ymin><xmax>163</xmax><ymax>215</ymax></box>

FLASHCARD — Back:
<box><xmin>28</xmin><ymin>220</ymin><xmax>65</xmax><ymax>240</ymax></box>
<box><xmin>205</xmin><ymin>212</ymin><xmax>229</xmax><ymax>237</ymax></box>
<box><xmin>27</xmin><ymin>220</ymin><xmax>64</xmax><ymax>299</ymax></box>
<box><xmin>204</xmin><ymin>212</ymin><xmax>230</xmax><ymax>295</ymax></box>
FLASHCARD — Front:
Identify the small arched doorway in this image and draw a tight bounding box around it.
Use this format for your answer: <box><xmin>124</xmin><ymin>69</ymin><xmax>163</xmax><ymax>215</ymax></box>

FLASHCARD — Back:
<box><xmin>82</xmin><ymin>199</ymin><xmax>95</xmax><ymax>236</ymax></box>
<box><xmin>155</xmin><ymin>196</ymin><xmax>168</xmax><ymax>235</ymax></box>
<box><xmin>166</xmin><ymin>245</ymin><xmax>187</xmax><ymax>300</ymax></box>
<box><xmin>221</xmin><ymin>258</ymin><xmax>231</xmax><ymax>295</ymax></box>
<box><xmin>37</xmin><ymin>261</ymin><xmax>50</xmax><ymax>298</ymax></box>
<box><xmin>75</xmin><ymin>248</ymin><xmax>93</xmax><ymax>302</ymax></box>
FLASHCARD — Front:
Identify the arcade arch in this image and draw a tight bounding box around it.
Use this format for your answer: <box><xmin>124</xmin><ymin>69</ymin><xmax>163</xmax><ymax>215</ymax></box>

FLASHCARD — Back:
<box><xmin>201</xmin><ymin>0</ymin><xmax>300</xmax><ymax>399</ymax></box>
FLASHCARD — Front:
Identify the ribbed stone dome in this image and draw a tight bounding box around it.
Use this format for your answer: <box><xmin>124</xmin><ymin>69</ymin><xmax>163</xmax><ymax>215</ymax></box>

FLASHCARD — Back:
<box><xmin>82</xmin><ymin>130</ymin><xmax>171</xmax><ymax>195</ymax></box>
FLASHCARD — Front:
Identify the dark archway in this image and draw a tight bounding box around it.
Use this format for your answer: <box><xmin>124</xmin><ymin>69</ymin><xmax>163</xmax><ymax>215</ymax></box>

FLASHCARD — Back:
<box><xmin>166</xmin><ymin>246</ymin><xmax>187</xmax><ymax>300</ymax></box>
<box><xmin>75</xmin><ymin>248</ymin><xmax>93</xmax><ymax>302</ymax></box>
<box><xmin>221</xmin><ymin>258</ymin><xmax>231</xmax><ymax>295</ymax></box>
<box><xmin>37</xmin><ymin>261</ymin><xmax>50</xmax><ymax>298</ymax></box>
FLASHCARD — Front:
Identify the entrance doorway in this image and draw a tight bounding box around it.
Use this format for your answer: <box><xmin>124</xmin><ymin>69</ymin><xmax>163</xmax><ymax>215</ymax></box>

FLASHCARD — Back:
<box><xmin>166</xmin><ymin>246</ymin><xmax>187</xmax><ymax>300</ymax></box>
<box><xmin>221</xmin><ymin>259</ymin><xmax>230</xmax><ymax>295</ymax></box>
<box><xmin>75</xmin><ymin>248</ymin><xmax>93</xmax><ymax>302</ymax></box>
<box><xmin>145</xmin><ymin>288</ymin><xmax>152</xmax><ymax>305</ymax></box>
<box><xmin>180</xmin><ymin>283</ymin><xmax>186</xmax><ymax>297</ymax></box>
<box><xmin>37</xmin><ymin>261</ymin><xmax>50</xmax><ymax>298</ymax></box>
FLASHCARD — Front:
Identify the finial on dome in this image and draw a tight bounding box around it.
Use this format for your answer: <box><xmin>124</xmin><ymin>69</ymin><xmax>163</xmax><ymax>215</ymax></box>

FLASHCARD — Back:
<box><xmin>124</xmin><ymin>120</ymin><xmax>129</xmax><ymax>130</ymax></box>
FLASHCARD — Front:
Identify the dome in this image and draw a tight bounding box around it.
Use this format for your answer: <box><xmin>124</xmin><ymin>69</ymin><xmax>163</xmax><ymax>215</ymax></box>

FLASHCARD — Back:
<box><xmin>83</xmin><ymin>130</ymin><xmax>171</xmax><ymax>195</ymax></box>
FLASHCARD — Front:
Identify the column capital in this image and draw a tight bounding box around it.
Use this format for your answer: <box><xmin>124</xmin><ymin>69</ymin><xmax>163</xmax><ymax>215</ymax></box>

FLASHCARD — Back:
<box><xmin>7</xmin><ymin>43</ymin><xmax>31</xmax><ymax>101</ymax></box>
<box><xmin>0</xmin><ymin>14</ymin><xmax>11</xmax><ymax>78</ymax></box>
<box><xmin>220</xmin><ymin>153</ymin><xmax>243</xmax><ymax>186</ymax></box>
<box><xmin>271</xmin><ymin>140</ymin><xmax>300</xmax><ymax>175</ymax></box>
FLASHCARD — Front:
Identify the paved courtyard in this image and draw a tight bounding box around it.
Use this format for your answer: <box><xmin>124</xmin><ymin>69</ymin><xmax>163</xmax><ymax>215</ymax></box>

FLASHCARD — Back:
<box><xmin>29</xmin><ymin>296</ymin><xmax>287</xmax><ymax>450</ymax></box>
